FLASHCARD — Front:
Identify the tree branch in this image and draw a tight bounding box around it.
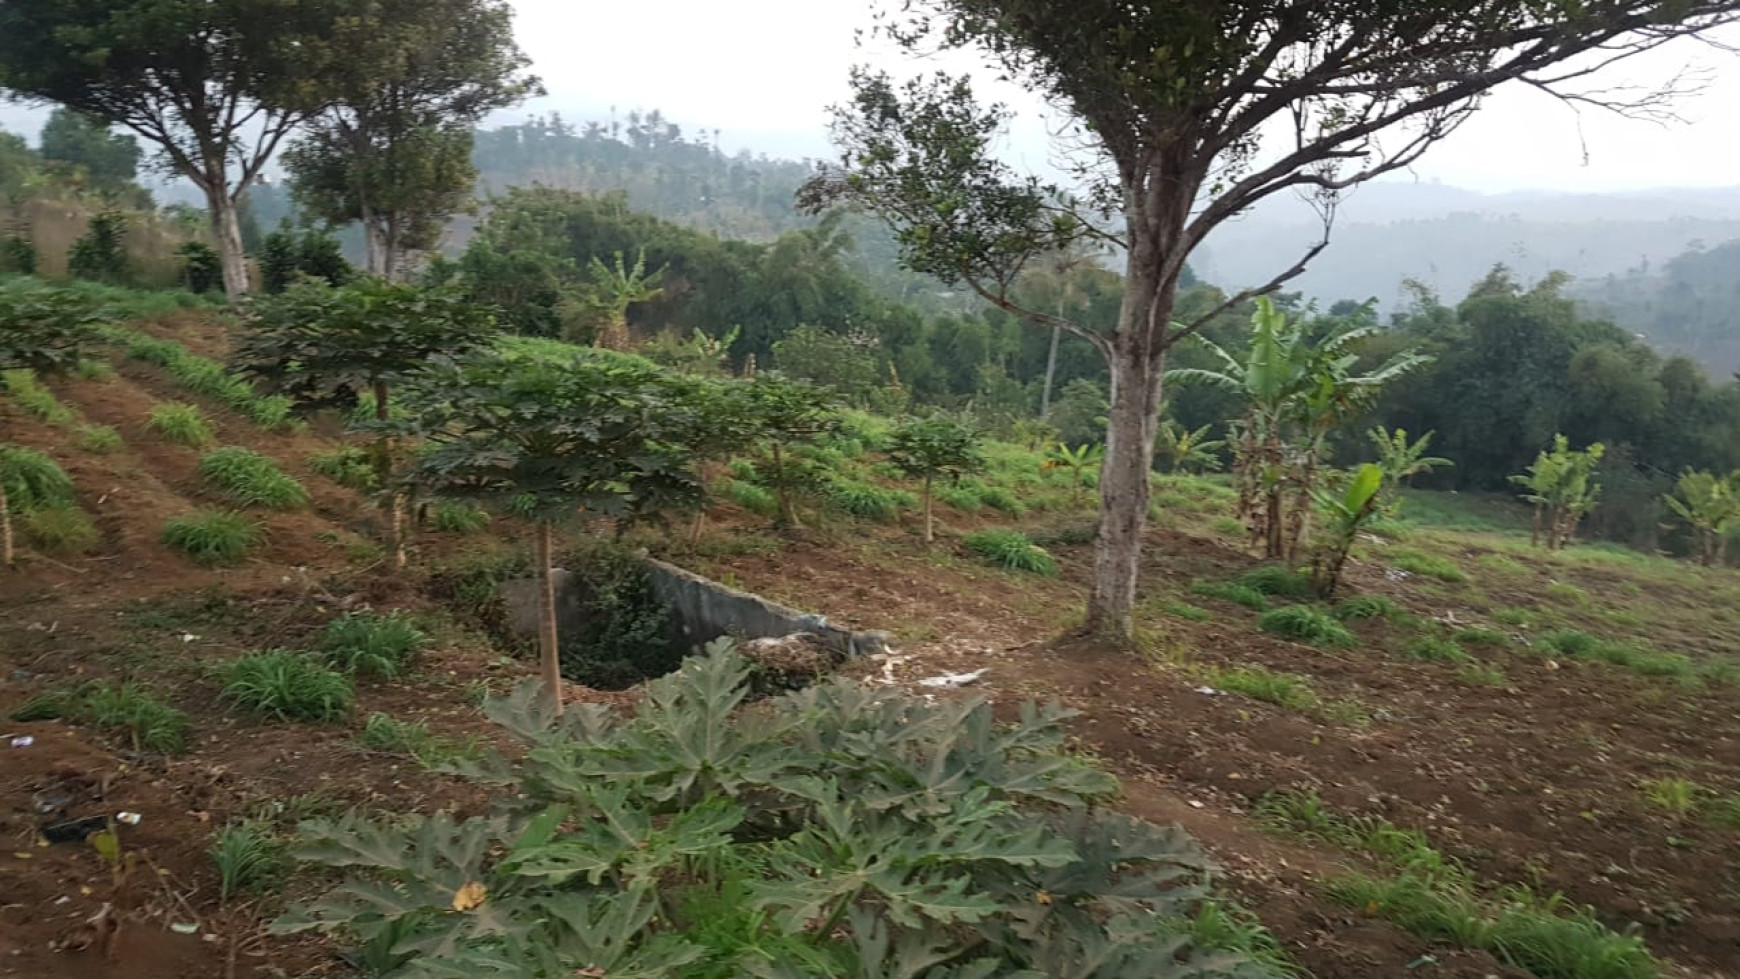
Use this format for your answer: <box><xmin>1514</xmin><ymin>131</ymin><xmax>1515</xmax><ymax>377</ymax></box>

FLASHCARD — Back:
<box><xmin>962</xmin><ymin>273</ymin><xmax>1112</xmax><ymax>360</ymax></box>
<box><xmin>1171</xmin><ymin>238</ymin><xmax>1330</xmax><ymax>344</ymax></box>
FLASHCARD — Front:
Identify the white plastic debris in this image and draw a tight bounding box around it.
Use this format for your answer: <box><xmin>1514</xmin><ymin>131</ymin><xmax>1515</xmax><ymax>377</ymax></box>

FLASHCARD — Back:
<box><xmin>115</xmin><ymin>812</ymin><xmax>142</xmax><ymax>826</ymax></box>
<box><xmin>8</xmin><ymin>736</ymin><xmax>33</xmax><ymax>748</ymax></box>
<box><xmin>1188</xmin><ymin>800</ymin><xmax>1205</xmax><ymax>809</ymax></box>
<box><xmin>170</xmin><ymin>923</ymin><xmax>199</xmax><ymax>935</ymax></box>
<box><xmin>180</xmin><ymin>633</ymin><xmax>198</xmax><ymax>643</ymax></box>
<box><xmin>919</xmin><ymin>669</ymin><xmax>987</xmax><ymax>689</ymax></box>
<box><xmin>1194</xmin><ymin>686</ymin><xmax>1221</xmax><ymax>696</ymax></box>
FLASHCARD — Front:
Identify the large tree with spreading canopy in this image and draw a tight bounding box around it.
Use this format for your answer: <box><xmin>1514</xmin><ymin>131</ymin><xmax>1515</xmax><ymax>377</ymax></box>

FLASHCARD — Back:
<box><xmin>802</xmin><ymin>0</ymin><xmax>1740</xmax><ymax>637</ymax></box>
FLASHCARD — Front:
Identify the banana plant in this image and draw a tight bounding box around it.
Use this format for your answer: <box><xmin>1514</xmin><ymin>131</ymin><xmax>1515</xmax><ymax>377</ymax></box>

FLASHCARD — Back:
<box><xmin>1510</xmin><ymin>435</ymin><xmax>1604</xmax><ymax>550</ymax></box>
<box><xmin>1664</xmin><ymin>468</ymin><xmax>1740</xmax><ymax>566</ymax></box>
<box><xmin>1154</xmin><ymin>420</ymin><xmax>1225</xmax><ymax>474</ymax></box>
<box><xmin>1309</xmin><ymin>463</ymin><xmax>1385</xmax><ymax>598</ymax></box>
<box><xmin>1043</xmin><ymin>441</ymin><xmax>1103</xmax><ymax>504</ymax></box>
<box><xmin>1369</xmin><ymin>426</ymin><xmax>1453</xmax><ymax>489</ymax></box>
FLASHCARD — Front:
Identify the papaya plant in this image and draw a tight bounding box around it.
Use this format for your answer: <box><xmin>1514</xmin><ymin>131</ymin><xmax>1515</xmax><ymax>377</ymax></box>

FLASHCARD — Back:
<box><xmin>391</xmin><ymin>352</ymin><xmax>719</xmax><ymax>715</ymax></box>
<box><xmin>232</xmin><ymin>279</ymin><xmax>497</xmax><ymax>565</ymax></box>
<box><xmin>273</xmin><ymin>643</ymin><xmax>1280</xmax><ymax>978</ymax></box>
<box><xmin>885</xmin><ymin>414</ymin><xmax>983</xmax><ymax>542</ymax></box>
<box><xmin>737</xmin><ymin>374</ymin><xmax>842</xmax><ymax>530</ymax></box>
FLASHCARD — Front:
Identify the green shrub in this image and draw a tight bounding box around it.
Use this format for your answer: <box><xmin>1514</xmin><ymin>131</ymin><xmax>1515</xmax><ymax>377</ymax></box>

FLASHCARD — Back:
<box><xmin>827</xmin><ymin>480</ymin><xmax>907</xmax><ymax>523</ymax></box>
<box><xmin>211</xmin><ymin>820</ymin><xmax>285</xmax><ymax>902</ymax></box>
<box><xmin>1235</xmin><ymin>564</ymin><xmax>1314</xmax><ymax>599</ymax></box>
<box><xmin>162</xmin><ymin>509</ymin><xmax>263</xmax><ymax>567</ymax></box>
<box><xmin>276</xmin><ymin>645</ymin><xmax>1278</xmax><ymax>976</ymax></box>
<box><xmin>148</xmin><ymin>402</ymin><xmax>215</xmax><ymax>447</ymax></box>
<box><xmin>963</xmin><ymin>529</ymin><xmax>1059</xmax><ymax>576</ymax></box>
<box><xmin>1210</xmin><ymin>516</ymin><xmax>1245</xmax><ymax>536</ymax></box>
<box><xmin>1333</xmin><ymin>595</ymin><xmax>1403</xmax><ymax>621</ymax></box>
<box><xmin>937</xmin><ymin>484</ymin><xmax>982</xmax><ymax>512</ymax></box>
<box><xmin>973</xmin><ymin>483</ymin><xmax>1026</xmax><ymax>515</ymax></box>
<box><xmin>21</xmin><ymin>504</ymin><xmax>99</xmax><ymax>555</ymax></box>
<box><xmin>221</xmin><ymin>650</ymin><xmax>353</xmax><ymax>722</ymax></box>
<box><xmin>14</xmin><ymin>683</ymin><xmax>190</xmax><ymax>754</ymax></box>
<box><xmin>198</xmin><ymin>447</ymin><xmax>308</xmax><ymax>510</ymax></box>
<box><xmin>75</xmin><ymin>424</ymin><xmax>122</xmax><ymax>453</ymax></box>
<box><xmin>429</xmin><ymin>501</ymin><xmax>490</xmax><ymax>533</ymax></box>
<box><xmin>318</xmin><ymin>612</ymin><xmax>426</xmax><ymax>679</ymax></box>
<box><xmin>0</xmin><ymin>446</ymin><xmax>75</xmax><ymax>510</ymax></box>
<box><xmin>557</xmin><ymin>557</ymin><xmax>681</xmax><ymax>691</ymax></box>
<box><xmin>2</xmin><ymin>368</ymin><xmax>76</xmax><ymax>425</ymax></box>
<box><xmin>1401</xmin><ymin>636</ymin><xmax>1471</xmax><ymax>663</ymax></box>
<box><xmin>1257</xmin><ymin>606</ymin><xmax>1356</xmax><ymax>647</ymax></box>
<box><xmin>73</xmin><ymin>358</ymin><xmax>116</xmax><ymax>382</ymax></box>
<box><xmin>1191</xmin><ymin>580</ymin><xmax>1269</xmax><ymax>611</ymax></box>
<box><xmin>1391</xmin><ymin>549</ymin><xmax>1468</xmax><ymax>582</ymax></box>
<box><xmin>308</xmin><ymin>446</ymin><xmax>378</xmax><ymax>491</ymax></box>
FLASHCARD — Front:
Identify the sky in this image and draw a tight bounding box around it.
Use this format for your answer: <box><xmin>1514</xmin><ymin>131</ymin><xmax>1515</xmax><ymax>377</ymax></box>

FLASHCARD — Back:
<box><xmin>501</xmin><ymin>0</ymin><xmax>1740</xmax><ymax>195</ymax></box>
<box><xmin>3</xmin><ymin>0</ymin><xmax>1738</xmax><ymax>196</ymax></box>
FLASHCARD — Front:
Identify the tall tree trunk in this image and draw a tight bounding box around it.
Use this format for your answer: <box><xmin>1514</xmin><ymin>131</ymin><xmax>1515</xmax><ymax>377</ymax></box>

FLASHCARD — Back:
<box><xmin>1086</xmin><ymin>333</ymin><xmax>1165</xmax><ymax>638</ymax></box>
<box><xmin>361</xmin><ymin>210</ymin><xmax>385</xmax><ymax>278</ymax></box>
<box><xmin>0</xmin><ymin>478</ymin><xmax>13</xmax><ymax>568</ymax></box>
<box><xmin>208</xmin><ymin>191</ymin><xmax>250</xmax><ymax>301</ymax></box>
<box><xmin>372</xmin><ymin>380</ymin><xmax>406</xmax><ymax>568</ymax></box>
<box><xmin>772</xmin><ymin>443</ymin><xmax>801</xmax><ymax>529</ymax></box>
<box><xmin>922</xmin><ymin>474</ymin><xmax>934</xmax><ymax>543</ymax></box>
<box><xmin>1530</xmin><ymin>505</ymin><xmax>1543</xmax><ymax>548</ymax></box>
<box><xmin>1040</xmin><ymin>322</ymin><xmax>1062</xmax><ymax>418</ymax></box>
<box><xmin>535</xmin><ymin>520</ymin><xmax>565</xmax><ymax>717</ymax></box>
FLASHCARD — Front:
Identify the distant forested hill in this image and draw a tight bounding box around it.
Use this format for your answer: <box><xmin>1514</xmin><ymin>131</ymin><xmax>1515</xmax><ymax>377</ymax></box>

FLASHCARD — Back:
<box><xmin>1575</xmin><ymin>239</ymin><xmax>1740</xmax><ymax>379</ymax></box>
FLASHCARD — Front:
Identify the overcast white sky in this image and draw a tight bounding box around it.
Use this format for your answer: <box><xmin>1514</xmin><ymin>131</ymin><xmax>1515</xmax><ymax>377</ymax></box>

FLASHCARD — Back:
<box><xmin>504</xmin><ymin>0</ymin><xmax>1740</xmax><ymax>195</ymax></box>
<box><xmin>3</xmin><ymin>0</ymin><xmax>1736</xmax><ymax>195</ymax></box>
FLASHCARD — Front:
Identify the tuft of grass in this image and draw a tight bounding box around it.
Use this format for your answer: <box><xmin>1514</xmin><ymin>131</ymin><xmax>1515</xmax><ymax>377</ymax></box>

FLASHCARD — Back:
<box><xmin>0</xmin><ymin>446</ymin><xmax>75</xmax><ymax>510</ymax></box>
<box><xmin>1208</xmin><ymin>665</ymin><xmax>1318</xmax><ymax>711</ymax></box>
<box><xmin>1210</xmin><ymin>516</ymin><xmax>1245</xmax><ymax>537</ymax></box>
<box><xmin>429</xmin><ymin>501</ymin><xmax>490</xmax><ymax>533</ymax></box>
<box><xmin>210</xmin><ymin>820</ymin><xmax>285</xmax><ymax>903</ymax></box>
<box><xmin>1333</xmin><ymin>594</ymin><xmax>1404</xmax><ymax>621</ymax></box>
<box><xmin>1258</xmin><ymin>606</ymin><xmax>1357</xmax><ymax>647</ymax></box>
<box><xmin>827</xmin><ymin>480</ymin><xmax>909</xmax><ymax>523</ymax></box>
<box><xmin>198</xmin><ymin>447</ymin><xmax>309</xmax><ymax>510</ymax></box>
<box><xmin>1456</xmin><ymin>662</ymin><xmax>1509</xmax><ymax>686</ymax></box>
<box><xmin>1164</xmin><ymin>601</ymin><xmax>1213</xmax><ymax>622</ymax></box>
<box><xmin>1180</xmin><ymin>900</ymin><xmax>1303</xmax><ymax>978</ymax></box>
<box><xmin>936</xmin><ymin>485</ymin><xmax>982</xmax><ymax>512</ymax></box>
<box><xmin>1493</xmin><ymin>606</ymin><xmax>1534</xmax><ymax>628</ymax></box>
<box><xmin>1540</xmin><ymin>630</ymin><xmax>1693</xmax><ymax>679</ymax></box>
<box><xmin>1191</xmin><ymin>579</ymin><xmax>1269</xmax><ymax>611</ymax></box>
<box><xmin>1235</xmin><ymin>564</ymin><xmax>1314</xmax><ymax>599</ymax></box>
<box><xmin>1545</xmin><ymin>581</ymin><xmax>1591</xmax><ymax>605</ymax></box>
<box><xmin>318</xmin><ymin>612</ymin><xmax>426</xmax><ymax>679</ymax></box>
<box><xmin>21</xmin><ymin>504</ymin><xmax>99</xmax><ymax>555</ymax></box>
<box><xmin>75</xmin><ymin>424</ymin><xmax>123</xmax><ymax>453</ymax></box>
<box><xmin>73</xmin><ymin>359</ymin><xmax>117</xmax><ymax>382</ymax></box>
<box><xmin>308</xmin><ymin>446</ymin><xmax>378</xmax><ymax>491</ymax></box>
<box><xmin>148</xmin><ymin>402</ymin><xmax>215</xmax><ymax>447</ymax></box>
<box><xmin>1401</xmin><ymin>636</ymin><xmax>1472</xmax><ymax>663</ymax></box>
<box><xmin>162</xmin><ymin>509</ymin><xmax>263</xmax><ymax>567</ymax></box>
<box><xmin>1453</xmin><ymin>626</ymin><xmax>1512</xmax><ymax>649</ymax></box>
<box><xmin>1640</xmin><ymin>776</ymin><xmax>1701</xmax><ymax>819</ymax></box>
<box><xmin>358</xmin><ymin>712</ymin><xmax>480</xmax><ymax>768</ymax></box>
<box><xmin>972</xmin><ymin>483</ymin><xmax>1025</xmax><ymax>516</ymax></box>
<box><xmin>1707</xmin><ymin>794</ymin><xmax>1740</xmax><ymax>830</ymax></box>
<box><xmin>2</xmin><ymin>368</ymin><xmax>76</xmax><ymax>425</ymax></box>
<box><xmin>725</xmin><ymin>478</ymin><xmax>777</xmax><ymax>517</ymax></box>
<box><xmin>1477</xmin><ymin>553</ymin><xmax>1531</xmax><ymax>576</ymax></box>
<box><xmin>221</xmin><ymin>650</ymin><xmax>354</xmax><ymax>723</ymax></box>
<box><xmin>1391</xmin><ymin>549</ymin><xmax>1468</xmax><ymax>582</ymax></box>
<box><xmin>963</xmin><ymin>529</ymin><xmax>1058</xmax><ymax>576</ymax></box>
<box><xmin>13</xmin><ymin>683</ymin><xmax>190</xmax><ymax>754</ymax></box>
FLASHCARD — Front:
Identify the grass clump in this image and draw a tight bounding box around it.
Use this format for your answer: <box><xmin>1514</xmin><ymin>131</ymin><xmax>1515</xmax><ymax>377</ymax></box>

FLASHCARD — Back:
<box><xmin>1640</xmin><ymin>776</ymin><xmax>1701</xmax><ymax>819</ymax></box>
<box><xmin>963</xmin><ymin>529</ymin><xmax>1058</xmax><ymax>576</ymax></box>
<box><xmin>1191</xmin><ymin>579</ymin><xmax>1269</xmax><ymax>611</ymax></box>
<box><xmin>1477</xmin><ymin>553</ymin><xmax>1530</xmax><ymax>576</ymax></box>
<box><xmin>1544</xmin><ymin>581</ymin><xmax>1590</xmax><ymax>605</ymax></box>
<box><xmin>1164</xmin><ymin>601</ymin><xmax>1213</xmax><ymax>622</ymax></box>
<box><xmin>308</xmin><ymin>446</ymin><xmax>377</xmax><ymax>491</ymax></box>
<box><xmin>318</xmin><ymin>612</ymin><xmax>426</xmax><ymax>679</ymax></box>
<box><xmin>221</xmin><ymin>650</ymin><xmax>353</xmax><ymax>722</ymax></box>
<box><xmin>1391</xmin><ymin>549</ymin><xmax>1468</xmax><ymax>582</ymax></box>
<box><xmin>21</xmin><ymin>504</ymin><xmax>99</xmax><ymax>555</ymax></box>
<box><xmin>1540</xmin><ymin>630</ymin><xmax>1694</xmax><ymax>679</ymax></box>
<box><xmin>936</xmin><ymin>484</ymin><xmax>982</xmax><ymax>512</ymax></box>
<box><xmin>1235</xmin><ymin>564</ymin><xmax>1314</xmax><ymax>599</ymax></box>
<box><xmin>1180</xmin><ymin>900</ymin><xmax>1304</xmax><ymax>978</ymax></box>
<box><xmin>1257</xmin><ymin>606</ymin><xmax>1356</xmax><ymax>647</ymax></box>
<box><xmin>725</xmin><ymin>478</ymin><xmax>777</xmax><ymax>517</ymax></box>
<box><xmin>1333</xmin><ymin>594</ymin><xmax>1404</xmax><ymax>621</ymax></box>
<box><xmin>148</xmin><ymin>402</ymin><xmax>215</xmax><ymax>447</ymax></box>
<box><xmin>428</xmin><ymin>501</ymin><xmax>490</xmax><ymax>533</ymax></box>
<box><xmin>1456</xmin><ymin>662</ymin><xmax>1509</xmax><ymax>686</ymax></box>
<box><xmin>12</xmin><ymin>683</ymin><xmax>190</xmax><ymax>754</ymax></box>
<box><xmin>1453</xmin><ymin>626</ymin><xmax>1512</xmax><ymax>649</ymax></box>
<box><xmin>76</xmin><ymin>424</ymin><xmax>122</xmax><ymax>453</ymax></box>
<box><xmin>358</xmin><ymin>712</ymin><xmax>480</xmax><ymax>767</ymax></box>
<box><xmin>0</xmin><ymin>446</ymin><xmax>75</xmax><ymax>509</ymax></box>
<box><xmin>827</xmin><ymin>480</ymin><xmax>909</xmax><ymax>523</ymax></box>
<box><xmin>2</xmin><ymin>368</ymin><xmax>76</xmax><ymax>425</ymax></box>
<box><xmin>1493</xmin><ymin>606</ymin><xmax>1534</xmax><ymax>628</ymax></box>
<box><xmin>1208</xmin><ymin>666</ymin><xmax>1317</xmax><ymax>711</ymax></box>
<box><xmin>162</xmin><ymin>509</ymin><xmax>262</xmax><ymax>566</ymax></box>
<box><xmin>211</xmin><ymin>820</ymin><xmax>285</xmax><ymax>903</ymax></box>
<box><xmin>198</xmin><ymin>447</ymin><xmax>308</xmax><ymax>510</ymax></box>
<box><xmin>1401</xmin><ymin>636</ymin><xmax>1472</xmax><ymax>663</ymax></box>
